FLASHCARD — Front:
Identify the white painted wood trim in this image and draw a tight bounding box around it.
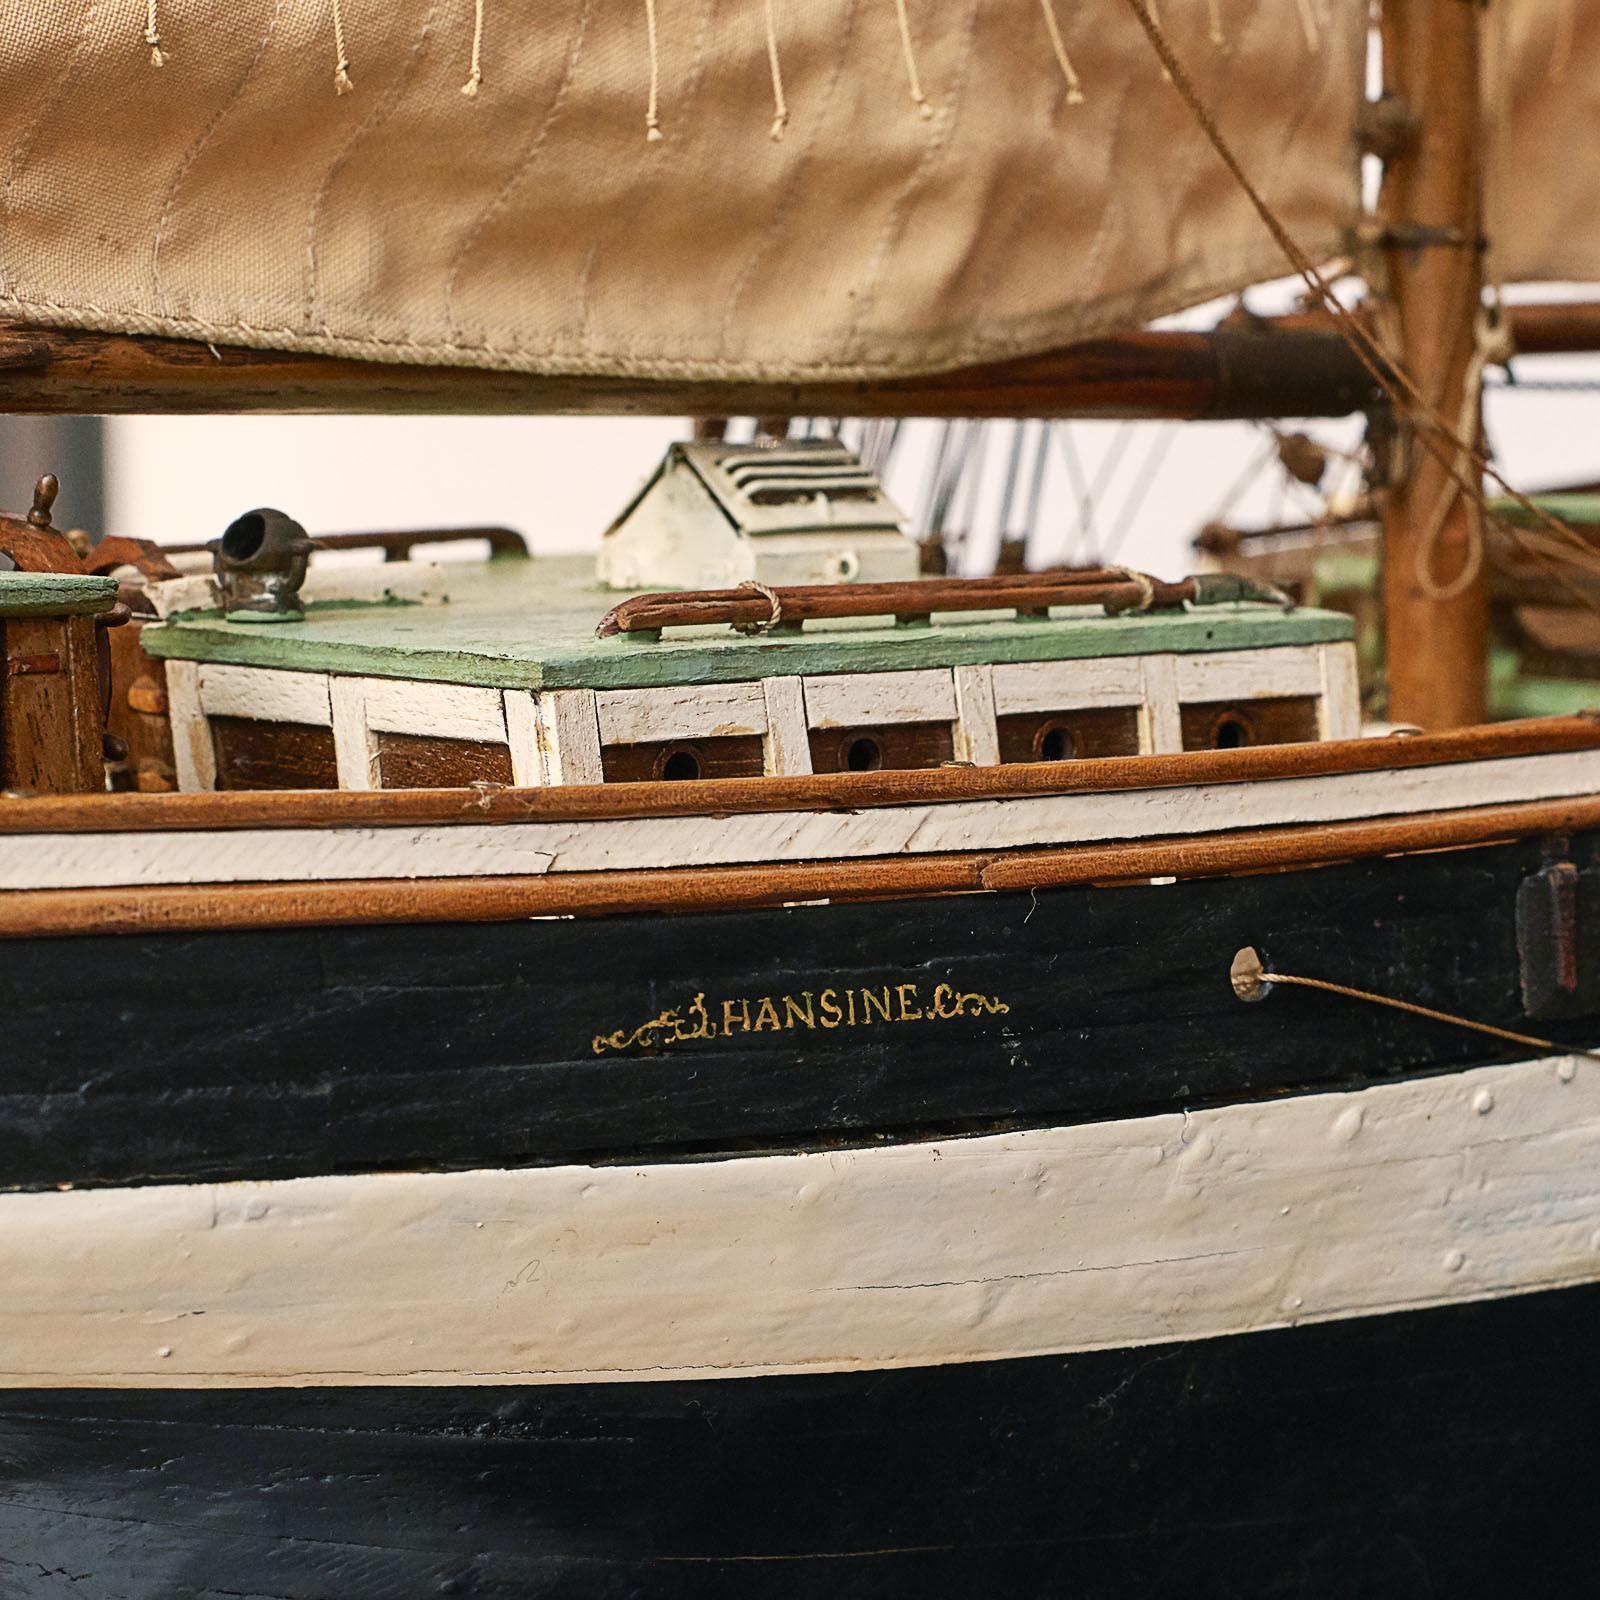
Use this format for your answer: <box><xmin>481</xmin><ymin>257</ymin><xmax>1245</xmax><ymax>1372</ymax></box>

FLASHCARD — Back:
<box><xmin>330</xmin><ymin>677</ymin><xmax>382</xmax><ymax>792</ymax></box>
<box><xmin>503</xmin><ymin>691</ymin><xmax>546</xmax><ymax>786</ymax></box>
<box><xmin>8</xmin><ymin>748</ymin><xmax>1600</xmax><ymax>889</ymax></box>
<box><xmin>802</xmin><ymin>669</ymin><xmax>957</xmax><ymax>729</ymax></box>
<box><xmin>990</xmin><ymin>658</ymin><xmax>1146</xmax><ymax>716</ymax></box>
<box><xmin>952</xmin><ymin>665</ymin><xmax>1000</xmax><ymax>767</ymax></box>
<box><xmin>197</xmin><ymin>664</ymin><xmax>332</xmax><ymax>726</ymax></box>
<box><xmin>356</xmin><ymin>678</ymin><xmax>508</xmax><ymax>743</ymax></box>
<box><xmin>147</xmin><ymin>563</ymin><xmax>456</xmax><ymax>619</ymax></box>
<box><xmin>1139</xmin><ymin>655</ymin><xmax>1182</xmax><ymax>754</ymax></box>
<box><xmin>164</xmin><ymin>660</ymin><xmax>216</xmax><ymax>794</ymax></box>
<box><xmin>761</xmin><ymin>676</ymin><xmax>812</xmax><ymax>776</ymax></box>
<box><xmin>1318</xmin><ymin>641</ymin><xmax>1362</xmax><ymax>740</ymax></box>
<box><xmin>1173</xmin><ymin>646</ymin><xmax>1325</xmax><ymax>704</ymax></box>
<box><xmin>595</xmin><ymin>682</ymin><xmax>766</xmax><ymax>745</ymax></box>
<box><xmin>536</xmin><ymin>690</ymin><xmax>604</xmax><ymax>787</ymax></box>
<box><xmin>144</xmin><ymin>573</ymin><xmax>217</xmax><ymax>619</ymax></box>
<box><xmin>3</xmin><ymin>1050</ymin><xmax>1595</xmax><ymax>1388</ymax></box>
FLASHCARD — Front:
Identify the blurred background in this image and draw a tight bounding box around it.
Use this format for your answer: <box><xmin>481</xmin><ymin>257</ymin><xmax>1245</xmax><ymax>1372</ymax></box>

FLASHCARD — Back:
<box><xmin>8</xmin><ymin>280</ymin><xmax>1598</xmax><ymax>580</ymax></box>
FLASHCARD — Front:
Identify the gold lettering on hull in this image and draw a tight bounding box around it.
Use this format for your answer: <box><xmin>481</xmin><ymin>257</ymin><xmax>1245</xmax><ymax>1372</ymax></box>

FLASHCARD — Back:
<box><xmin>591</xmin><ymin>983</ymin><xmax>1011</xmax><ymax>1057</ymax></box>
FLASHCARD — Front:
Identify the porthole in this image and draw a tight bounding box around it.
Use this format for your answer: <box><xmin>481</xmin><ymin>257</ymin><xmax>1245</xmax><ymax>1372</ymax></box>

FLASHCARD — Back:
<box><xmin>655</xmin><ymin>745</ymin><xmax>703</xmax><ymax>781</ymax></box>
<box><xmin>845</xmin><ymin>735</ymin><xmax>884</xmax><ymax>772</ymax></box>
<box><xmin>1032</xmin><ymin>720</ymin><xmax>1078</xmax><ymax>762</ymax></box>
<box><xmin>1210</xmin><ymin>710</ymin><xmax>1252</xmax><ymax>750</ymax></box>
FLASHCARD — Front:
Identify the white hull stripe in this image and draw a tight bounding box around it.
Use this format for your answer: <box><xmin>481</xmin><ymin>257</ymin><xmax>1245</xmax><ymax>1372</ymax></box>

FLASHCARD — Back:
<box><xmin>4</xmin><ymin>1049</ymin><xmax>1599</xmax><ymax>1388</ymax></box>
<box><xmin>2</xmin><ymin>748</ymin><xmax>1598</xmax><ymax>889</ymax></box>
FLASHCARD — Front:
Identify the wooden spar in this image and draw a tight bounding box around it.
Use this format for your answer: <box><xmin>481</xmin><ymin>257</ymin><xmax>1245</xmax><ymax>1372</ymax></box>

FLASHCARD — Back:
<box><xmin>6</xmin><ymin>791</ymin><xmax>1600</xmax><ymax>937</ymax></box>
<box><xmin>0</xmin><ymin>321</ymin><xmax>1378</xmax><ymax>420</ymax></box>
<box><xmin>1379</xmin><ymin>3</ymin><xmax>1487</xmax><ymax>729</ymax></box>
<box><xmin>1501</xmin><ymin>301</ymin><xmax>1600</xmax><ymax>357</ymax></box>
<box><xmin>0</xmin><ymin>299</ymin><xmax>1594</xmax><ymax>419</ymax></box>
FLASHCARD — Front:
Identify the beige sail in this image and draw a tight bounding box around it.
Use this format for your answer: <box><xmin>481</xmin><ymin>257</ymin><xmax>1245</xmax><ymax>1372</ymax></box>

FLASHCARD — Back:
<box><xmin>1491</xmin><ymin>0</ymin><xmax>1600</xmax><ymax>287</ymax></box>
<box><xmin>0</xmin><ymin>0</ymin><xmax>1364</xmax><ymax>379</ymax></box>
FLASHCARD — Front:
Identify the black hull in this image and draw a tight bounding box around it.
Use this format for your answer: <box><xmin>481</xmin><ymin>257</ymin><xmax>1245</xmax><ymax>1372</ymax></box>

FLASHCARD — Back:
<box><xmin>7</xmin><ymin>830</ymin><xmax>1598</xmax><ymax>1190</ymax></box>
<box><xmin>3</xmin><ymin>1285</ymin><xmax>1597</xmax><ymax>1598</ymax></box>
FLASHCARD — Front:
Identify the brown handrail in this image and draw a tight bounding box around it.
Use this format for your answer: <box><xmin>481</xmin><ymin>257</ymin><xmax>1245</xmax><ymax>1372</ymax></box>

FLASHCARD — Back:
<box><xmin>595</xmin><ymin>570</ymin><xmax>1293</xmax><ymax>638</ymax></box>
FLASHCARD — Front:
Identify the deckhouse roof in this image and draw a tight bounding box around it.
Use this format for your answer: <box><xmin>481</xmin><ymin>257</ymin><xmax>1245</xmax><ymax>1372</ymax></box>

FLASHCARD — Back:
<box><xmin>140</xmin><ymin>555</ymin><xmax>1353</xmax><ymax>692</ymax></box>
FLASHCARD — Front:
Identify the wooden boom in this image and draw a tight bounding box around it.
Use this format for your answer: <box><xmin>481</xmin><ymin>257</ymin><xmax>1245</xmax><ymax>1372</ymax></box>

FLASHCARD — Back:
<box><xmin>1</xmin><ymin>302</ymin><xmax>1594</xmax><ymax>419</ymax></box>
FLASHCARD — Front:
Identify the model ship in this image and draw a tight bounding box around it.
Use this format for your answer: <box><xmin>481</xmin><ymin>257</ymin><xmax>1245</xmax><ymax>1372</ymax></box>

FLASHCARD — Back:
<box><xmin>3</xmin><ymin>0</ymin><xmax>1600</xmax><ymax>1594</ymax></box>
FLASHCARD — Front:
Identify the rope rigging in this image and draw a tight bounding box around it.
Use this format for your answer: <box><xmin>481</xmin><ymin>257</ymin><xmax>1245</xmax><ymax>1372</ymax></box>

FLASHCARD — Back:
<box><xmin>1118</xmin><ymin>0</ymin><xmax>1600</xmax><ymax>619</ymax></box>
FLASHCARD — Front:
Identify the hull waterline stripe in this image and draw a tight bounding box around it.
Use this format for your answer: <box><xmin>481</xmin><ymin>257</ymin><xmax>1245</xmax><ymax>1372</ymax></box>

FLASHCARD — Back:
<box><xmin>2</xmin><ymin>1050</ymin><xmax>1597</xmax><ymax>1389</ymax></box>
<box><xmin>1</xmin><ymin>748</ymin><xmax>1598</xmax><ymax>890</ymax></box>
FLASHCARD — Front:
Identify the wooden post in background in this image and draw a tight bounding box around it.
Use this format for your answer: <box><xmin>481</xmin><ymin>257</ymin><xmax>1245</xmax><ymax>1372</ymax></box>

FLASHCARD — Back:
<box><xmin>1379</xmin><ymin>2</ymin><xmax>1487</xmax><ymax>729</ymax></box>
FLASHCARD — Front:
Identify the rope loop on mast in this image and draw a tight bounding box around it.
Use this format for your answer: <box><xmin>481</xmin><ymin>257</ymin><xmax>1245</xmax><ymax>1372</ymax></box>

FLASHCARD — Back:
<box><xmin>1115</xmin><ymin>0</ymin><xmax>1600</xmax><ymax>621</ymax></box>
<box><xmin>1413</xmin><ymin>308</ymin><xmax>1513</xmax><ymax>602</ymax></box>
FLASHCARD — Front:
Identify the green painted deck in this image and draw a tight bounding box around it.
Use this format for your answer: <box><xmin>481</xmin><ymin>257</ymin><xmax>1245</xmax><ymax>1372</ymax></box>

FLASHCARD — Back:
<box><xmin>0</xmin><ymin>570</ymin><xmax>119</xmax><ymax>617</ymax></box>
<box><xmin>141</xmin><ymin>556</ymin><xmax>1355</xmax><ymax>691</ymax></box>
<box><xmin>1490</xmin><ymin>492</ymin><xmax>1600</xmax><ymax>529</ymax></box>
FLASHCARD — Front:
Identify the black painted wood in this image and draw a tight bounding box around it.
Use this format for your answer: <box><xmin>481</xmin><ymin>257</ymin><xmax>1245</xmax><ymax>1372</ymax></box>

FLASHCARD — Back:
<box><xmin>4</xmin><ymin>832</ymin><xmax>1598</xmax><ymax>1190</ymax></box>
<box><xmin>3</xmin><ymin>1283</ymin><xmax>1598</xmax><ymax>1597</ymax></box>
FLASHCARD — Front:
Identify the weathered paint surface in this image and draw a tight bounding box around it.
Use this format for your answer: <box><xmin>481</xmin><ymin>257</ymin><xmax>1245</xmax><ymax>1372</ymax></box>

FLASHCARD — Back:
<box><xmin>5</xmin><ymin>746</ymin><xmax>1598</xmax><ymax>887</ymax></box>
<box><xmin>139</xmin><ymin>556</ymin><xmax>1354</xmax><ymax>690</ymax></box>
<box><xmin>0</xmin><ymin>570</ymin><xmax>118</xmax><ymax>617</ymax></box>
<box><xmin>5</xmin><ymin>838</ymin><xmax>1582</xmax><ymax>1191</ymax></box>
<box><xmin>2</xmin><ymin>1049</ymin><xmax>1597</xmax><ymax>1387</ymax></box>
<box><xmin>3</xmin><ymin>1285</ymin><xmax>1597</xmax><ymax>1597</ymax></box>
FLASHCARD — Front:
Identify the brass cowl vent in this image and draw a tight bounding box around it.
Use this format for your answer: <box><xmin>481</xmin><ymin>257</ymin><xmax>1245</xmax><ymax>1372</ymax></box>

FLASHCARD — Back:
<box><xmin>210</xmin><ymin>508</ymin><xmax>316</xmax><ymax>622</ymax></box>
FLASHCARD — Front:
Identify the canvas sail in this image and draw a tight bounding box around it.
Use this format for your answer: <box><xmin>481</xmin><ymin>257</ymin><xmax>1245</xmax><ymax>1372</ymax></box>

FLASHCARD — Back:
<box><xmin>1491</xmin><ymin>2</ymin><xmax>1600</xmax><ymax>288</ymax></box>
<box><xmin>0</xmin><ymin>0</ymin><xmax>1365</xmax><ymax>380</ymax></box>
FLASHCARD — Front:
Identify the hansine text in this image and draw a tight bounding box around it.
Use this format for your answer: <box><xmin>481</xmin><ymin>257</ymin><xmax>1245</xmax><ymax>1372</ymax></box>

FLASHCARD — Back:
<box><xmin>592</xmin><ymin>984</ymin><xmax>1011</xmax><ymax>1056</ymax></box>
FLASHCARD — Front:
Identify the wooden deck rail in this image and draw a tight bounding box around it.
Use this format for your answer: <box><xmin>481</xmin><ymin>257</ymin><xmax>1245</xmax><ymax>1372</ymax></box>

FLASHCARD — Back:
<box><xmin>0</xmin><ymin>715</ymin><xmax>1595</xmax><ymax>834</ymax></box>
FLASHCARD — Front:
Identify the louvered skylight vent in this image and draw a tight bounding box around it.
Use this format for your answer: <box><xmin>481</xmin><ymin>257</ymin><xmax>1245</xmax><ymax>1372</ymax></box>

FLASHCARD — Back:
<box><xmin>598</xmin><ymin>439</ymin><xmax>917</xmax><ymax>592</ymax></box>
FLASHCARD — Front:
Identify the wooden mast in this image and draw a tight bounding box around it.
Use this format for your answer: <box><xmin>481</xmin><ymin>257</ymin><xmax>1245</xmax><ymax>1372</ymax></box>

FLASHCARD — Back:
<box><xmin>1378</xmin><ymin>2</ymin><xmax>1487</xmax><ymax>729</ymax></box>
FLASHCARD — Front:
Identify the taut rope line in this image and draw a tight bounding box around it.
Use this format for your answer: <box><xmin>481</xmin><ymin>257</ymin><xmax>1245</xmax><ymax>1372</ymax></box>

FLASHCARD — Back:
<box><xmin>643</xmin><ymin>0</ymin><xmax>663</xmax><ymax>140</ymax></box>
<box><xmin>1117</xmin><ymin>0</ymin><xmax>1600</xmax><ymax>619</ymax></box>
<box><xmin>144</xmin><ymin>0</ymin><xmax>166</xmax><ymax>65</ymax></box>
<box><xmin>1231</xmin><ymin>947</ymin><xmax>1600</xmax><ymax>1062</ymax></box>
<box><xmin>330</xmin><ymin>0</ymin><xmax>354</xmax><ymax>93</ymax></box>
<box><xmin>1039</xmin><ymin>0</ymin><xmax>1086</xmax><ymax>103</ymax></box>
<box><xmin>891</xmin><ymin>0</ymin><xmax>936</xmax><ymax>118</ymax></box>
<box><xmin>462</xmin><ymin>0</ymin><xmax>485</xmax><ymax>96</ymax></box>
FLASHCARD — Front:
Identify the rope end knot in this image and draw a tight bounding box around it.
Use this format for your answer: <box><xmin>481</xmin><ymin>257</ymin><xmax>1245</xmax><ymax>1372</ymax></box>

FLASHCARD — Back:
<box><xmin>1230</xmin><ymin>947</ymin><xmax>1271</xmax><ymax>1003</ymax></box>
